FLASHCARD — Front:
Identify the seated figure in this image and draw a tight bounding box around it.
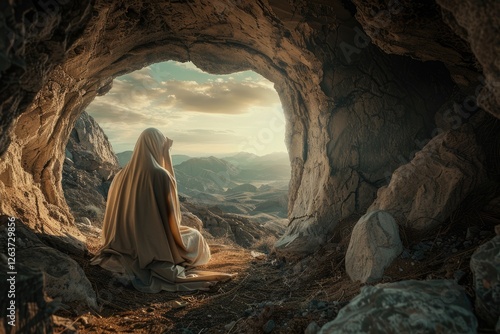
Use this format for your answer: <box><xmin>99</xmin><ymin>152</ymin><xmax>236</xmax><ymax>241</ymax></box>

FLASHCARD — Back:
<box><xmin>91</xmin><ymin>128</ymin><xmax>232</xmax><ymax>292</ymax></box>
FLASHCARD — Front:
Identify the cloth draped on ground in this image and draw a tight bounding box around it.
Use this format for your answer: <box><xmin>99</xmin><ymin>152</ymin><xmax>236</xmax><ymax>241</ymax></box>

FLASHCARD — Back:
<box><xmin>91</xmin><ymin>128</ymin><xmax>232</xmax><ymax>292</ymax></box>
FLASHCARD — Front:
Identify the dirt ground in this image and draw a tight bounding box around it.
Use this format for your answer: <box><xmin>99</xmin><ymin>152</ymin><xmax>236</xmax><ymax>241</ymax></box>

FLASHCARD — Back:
<box><xmin>51</xmin><ymin>215</ymin><xmax>498</xmax><ymax>334</ymax></box>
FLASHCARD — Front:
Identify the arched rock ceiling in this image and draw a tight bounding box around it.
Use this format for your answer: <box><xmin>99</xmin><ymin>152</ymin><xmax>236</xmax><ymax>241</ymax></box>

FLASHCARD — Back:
<box><xmin>0</xmin><ymin>0</ymin><xmax>498</xmax><ymax>254</ymax></box>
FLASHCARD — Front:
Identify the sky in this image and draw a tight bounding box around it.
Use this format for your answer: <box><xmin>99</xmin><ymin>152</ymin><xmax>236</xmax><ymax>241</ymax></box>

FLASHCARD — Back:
<box><xmin>86</xmin><ymin>61</ymin><xmax>287</xmax><ymax>157</ymax></box>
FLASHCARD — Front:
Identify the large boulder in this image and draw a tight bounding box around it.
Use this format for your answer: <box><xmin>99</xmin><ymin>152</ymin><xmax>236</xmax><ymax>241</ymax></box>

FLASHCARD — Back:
<box><xmin>470</xmin><ymin>234</ymin><xmax>500</xmax><ymax>327</ymax></box>
<box><xmin>63</xmin><ymin>111</ymin><xmax>120</xmax><ymax>226</ymax></box>
<box><xmin>319</xmin><ymin>280</ymin><xmax>477</xmax><ymax>334</ymax></box>
<box><xmin>0</xmin><ymin>217</ymin><xmax>97</xmax><ymax>310</ymax></box>
<box><xmin>345</xmin><ymin>210</ymin><xmax>403</xmax><ymax>283</ymax></box>
<box><xmin>369</xmin><ymin>125</ymin><xmax>488</xmax><ymax>233</ymax></box>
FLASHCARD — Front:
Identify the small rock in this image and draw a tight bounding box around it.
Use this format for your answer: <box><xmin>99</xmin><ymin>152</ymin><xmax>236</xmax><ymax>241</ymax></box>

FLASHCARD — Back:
<box><xmin>470</xmin><ymin>235</ymin><xmax>500</xmax><ymax>327</ymax></box>
<box><xmin>309</xmin><ymin>299</ymin><xmax>319</xmax><ymax>309</ymax></box>
<box><xmin>263</xmin><ymin>319</ymin><xmax>275</xmax><ymax>333</ymax></box>
<box><xmin>401</xmin><ymin>249</ymin><xmax>411</xmax><ymax>259</ymax></box>
<box><xmin>466</xmin><ymin>226</ymin><xmax>480</xmax><ymax>240</ymax></box>
<box><xmin>317</xmin><ymin>301</ymin><xmax>327</xmax><ymax>310</ymax></box>
<box><xmin>251</xmin><ymin>250</ymin><xmax>267</xmax><ymax>260</ymax></box>
<box><xmin>479</xmin><ymin>230</ymin><xmax>491</xmax><ymax>238</ymax></box>
<box><xmin>305</xmin><ymin>321</ymin><xmax>320</xmax><ymax>334</ymax></box>
<box><xmin>224</xmin><ymin>321</ymin><xmax>236</xmax><ymax>331</ymax></box>
<box><xmin>172</xmin><ymin>301</ymin><xmax>188</xmax><ymax>309</ymax></box>
<box><xmin>453</xmin><ymin>270</ymin><xmax>465</xmax><ymax>282</ymax></box>
<box><xmin>412</xmin><ymin>250</ymin><xmax>425</xmax><ymax>261</ymax></box>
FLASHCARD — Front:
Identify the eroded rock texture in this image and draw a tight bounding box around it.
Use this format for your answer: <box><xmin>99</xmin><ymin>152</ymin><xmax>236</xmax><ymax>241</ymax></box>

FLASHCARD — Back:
<box><xmin>345</xmin><ymin>210</ymin><xmax>403</xmax><ymax>283</ymax></box>
<box><xmin>369</xmin><ymin>124</ymin><xmax>488</xmax><ymax>233</ymax></box>
<box><xmin>63</xmin><ymin>111</ymin><xmax>119</xmax><ymax>226</ymax></box>
<box><xmin>319</xmin><ymin>280</ymin><xmax>477</xmax><ymax>333</ymax></box>
<box><xmin>0</xmin><ymin>0</ymin><xmax>499</xmax><ymax>255</ymax></box>
<box><xmin>0</xmin><ymin>216</ymin><xmax>97</xmax><ymax>309</ymax></box>
<box><xmin>470</xmin><ymin>235</ymin><xmax>500</xmax><ymax>327</ymax></box>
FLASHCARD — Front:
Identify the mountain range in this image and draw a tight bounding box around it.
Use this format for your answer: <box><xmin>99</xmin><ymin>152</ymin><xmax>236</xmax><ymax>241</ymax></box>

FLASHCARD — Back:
<box><xmin>115</xmin><ymin>151</ymin><xmax>291</xmax><ymax>219</ymax></box>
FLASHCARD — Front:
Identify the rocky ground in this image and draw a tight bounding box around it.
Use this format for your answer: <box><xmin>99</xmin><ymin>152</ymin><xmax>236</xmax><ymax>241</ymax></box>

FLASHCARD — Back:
<box><xmin>46</xmin><ymin>209</ymin><xmax>499</xmax><ymax>333</ymax></box>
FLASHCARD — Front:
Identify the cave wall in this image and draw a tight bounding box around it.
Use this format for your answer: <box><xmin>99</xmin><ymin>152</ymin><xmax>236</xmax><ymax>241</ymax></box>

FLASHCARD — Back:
<box><xmin>0</xmin><ymin>0</ymin><xmax>498</xmax><ymax>254</ymax></box>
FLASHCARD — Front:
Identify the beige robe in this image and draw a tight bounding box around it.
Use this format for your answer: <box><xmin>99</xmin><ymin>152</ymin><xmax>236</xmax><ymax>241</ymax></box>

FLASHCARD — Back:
<box><xmin>91</xmin><ymin>128</ymin><xmax>232</xmax><ymax>292</ymax></box>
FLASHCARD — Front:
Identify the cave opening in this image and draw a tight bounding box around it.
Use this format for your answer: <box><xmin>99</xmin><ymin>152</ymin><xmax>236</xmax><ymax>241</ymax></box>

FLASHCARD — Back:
<box><xmin>63</xmin><ymin>60</ymin><xmax>292</xmax><ymax>250</ymax></box>
<box><xmin>1</xmin><ymin>1</ymin><xmax>500</xmax><ymax>331</ymax></box>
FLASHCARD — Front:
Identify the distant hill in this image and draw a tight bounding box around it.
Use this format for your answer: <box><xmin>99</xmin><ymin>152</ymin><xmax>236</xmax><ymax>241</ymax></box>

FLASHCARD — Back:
<box><xmin>116</xmin><ymin>151</ymin><xmax>133</xmax><ymax>167</ymax></box>
<box><xmin>174</xmin><ymin>156</ymin><xmax>240</xmax><ymax>194</ymax></box>
<box><xmin>116</xmin><ymin>150</ymin><xmax>290</xmax><ymax>191</ymax></box>
<box><xmin>116</xmin><ymin>151</ymin><xmax>192</xmax><ymax>167</ymax></box>
<box><xmin>175</xmin><ymin>156</ymin><xmax>240</xmax><ymax>177</ymax></box>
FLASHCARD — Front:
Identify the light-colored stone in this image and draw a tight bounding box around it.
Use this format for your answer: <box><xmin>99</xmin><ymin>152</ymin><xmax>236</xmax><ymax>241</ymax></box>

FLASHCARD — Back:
<box><xmin>345</xmin><ymin>210</ymin><xmax>403</xmax><ymax>283</ymax></box>
<box><xmin>181</xmin><ymin>212</ymin><xmax>203</xmax><ymax>231</ymax></box>
<box><xmin>470</xmin><ymin>235</ymin><xmax>500</xmax><ymax>327</ymax></box>
<box><xmin>369</xmin><ymin>125</ymin><xmax>488</xmax><ymax>233</ymax></box>
<box><xmin>319</xmin><ymin>280</ymin><xmax>477</xmax><ymax>334</ymax></box>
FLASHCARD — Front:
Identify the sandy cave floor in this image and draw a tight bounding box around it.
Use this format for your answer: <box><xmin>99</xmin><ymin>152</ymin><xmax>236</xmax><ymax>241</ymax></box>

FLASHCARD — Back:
<box><xmin>51</xmin><ymin>217</ymin><xmax>498</xmax><ymax>334</ymax></box>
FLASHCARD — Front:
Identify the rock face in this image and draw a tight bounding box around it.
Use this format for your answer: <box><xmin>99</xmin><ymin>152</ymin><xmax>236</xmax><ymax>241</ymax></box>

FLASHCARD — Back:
<box><xmin>470</xmin><ymin>235</ymin><xmax>500</xmax><ymax>327</ymax></box>
<box><xmin>319</xmin><ymin>280</ymin><xmax>477</xmax><ymax>334</ymax></box>
<box><xmin>345</xmin><ymin>210</ymin><xmax>403</xmax><ymax>283</ymax></box>
<box><xmin>63</xmin><ymin>111</ymin><xmax>120</xmax><ymax>226</ymax></box>
<box><xmin>369</xmin><ymin>125</ymin><xmax>488</xmax><ymax>234</ymax></box>
<box><xmin>182</xmin><ymin>202</ymin><xmax>285</xmax><ymax>248</ymax></box>
<box><xmin>0</xmin><ymin>1</ymin><xmax>499</xmax><ymax>254</ymax></box>
<box><xmin>0</xmin><ymin>216</ymin><xmax>97</xmax><ymax>309</ymax></box>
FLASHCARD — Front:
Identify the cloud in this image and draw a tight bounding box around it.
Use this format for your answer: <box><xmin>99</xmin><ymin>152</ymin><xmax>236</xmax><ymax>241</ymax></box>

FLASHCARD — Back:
<box><xmin>89</xmin><ymin>68</ymin><xmax>280</xmax><ymax>118</ymax></box>
<box><xmin>154</xmin><ymin>80</ymin><xmax>280</xmax><ymax>114</ymax></box>
<box><xmin>168</xmin><ymin>129</ymin><xmax>242</xmax><ymax>144</ymax></box>
<box><xmin>85</xmin><ymin>62</ymin><xmax>286</xmax><ymax>154</ymax></box>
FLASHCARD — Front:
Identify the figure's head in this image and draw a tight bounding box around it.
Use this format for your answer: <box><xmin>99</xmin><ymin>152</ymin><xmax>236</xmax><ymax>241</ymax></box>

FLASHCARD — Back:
<box><xmin>136</xmin><ymin>128</ymin><xmax>166</xmax><ymax>164</ymax></box>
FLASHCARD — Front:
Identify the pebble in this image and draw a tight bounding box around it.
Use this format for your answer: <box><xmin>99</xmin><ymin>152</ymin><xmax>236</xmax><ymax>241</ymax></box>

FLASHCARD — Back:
<box><xmin>412</xmin><ymin>250</ymin><xmax>425</xmax><ymax>261</ymax></box>
<box><xmin>454</xmin><ymin>270</ymin><xmax>466</xmax><ymax>282</ymax></box>
<box><xmin>305</xmin><ymin>321</ymin><xmax>320</xmax><ymax>334</ymax></box>
<box><xmin>263</xmin><ymin>320</ymin><xmax>275</xmax><ymax>333</ymax></box>
<box><xmin>317</xmin><ymin>301</ymin><xmax>327</xmax><ymax>310</ymax></box>
<box><xmin>224</xmin><ymin>321</ymin><xmax>236</xmax><ymax>331</ymax></box>
<box><xmin>401</xmin><ymin>249</ymin><xmax>411</xmax><ymax>259</ymax></box>
<box><xmin>479</xmin><ymin>230</ymin><xmax>491</xmax><ymax>237</ymax></box>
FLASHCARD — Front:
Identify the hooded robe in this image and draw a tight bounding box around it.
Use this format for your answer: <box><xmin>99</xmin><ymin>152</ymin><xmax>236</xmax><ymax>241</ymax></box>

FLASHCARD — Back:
<box><xmin>91</xmin><ymin>128</ymin><xmax>232</xmax><ymax>292</ymax></box>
